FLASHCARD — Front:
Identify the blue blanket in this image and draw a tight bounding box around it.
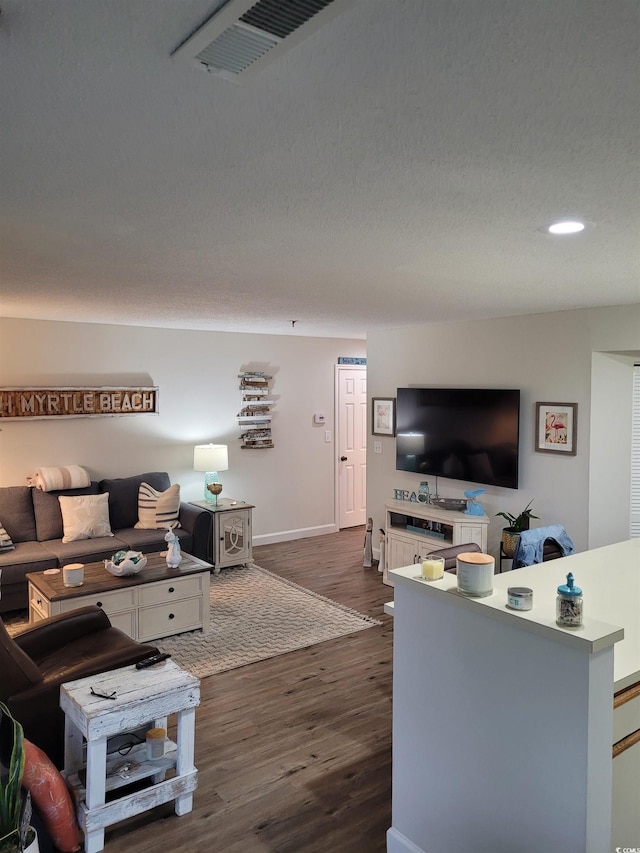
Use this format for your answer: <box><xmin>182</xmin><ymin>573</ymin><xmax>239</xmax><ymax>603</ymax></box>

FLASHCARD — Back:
<box><xmin>512</xmin><ymin>525</ymin><xmax>575</xmax><ymax>568</ymax></box>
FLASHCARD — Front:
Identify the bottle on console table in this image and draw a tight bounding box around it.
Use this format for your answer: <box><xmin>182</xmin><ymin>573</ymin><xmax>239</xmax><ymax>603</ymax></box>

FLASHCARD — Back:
<box><xmin>418</xmin><ymin>481</ymin><xmax>430</xmax><ymax>503</ymax></box>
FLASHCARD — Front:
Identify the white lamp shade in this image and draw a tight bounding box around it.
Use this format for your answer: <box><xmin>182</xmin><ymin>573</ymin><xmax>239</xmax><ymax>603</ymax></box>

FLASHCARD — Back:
<box><xmin>193</xmin><ymin>444</ymin><xmax>229</xmax><ymax>472</ymax></box>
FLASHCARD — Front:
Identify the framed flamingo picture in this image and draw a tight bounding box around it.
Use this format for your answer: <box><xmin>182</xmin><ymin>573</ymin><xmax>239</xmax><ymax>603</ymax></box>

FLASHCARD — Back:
<box><xmin>372</xmin><ymin>397</ymin><xmax>396</xmax><ymax>436</ymax></box>
<box><xmin>535</xmin><ymin>402</ymin><xmax>577</xmax><ymax>455</ymax></box>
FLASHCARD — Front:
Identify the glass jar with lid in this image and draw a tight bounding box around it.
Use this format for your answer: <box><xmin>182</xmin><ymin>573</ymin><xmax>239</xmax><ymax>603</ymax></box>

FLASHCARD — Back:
<box><xmin>556</xmin><ymin>572</ymin><xmax>583</xmax><ymax>628</ymax></box>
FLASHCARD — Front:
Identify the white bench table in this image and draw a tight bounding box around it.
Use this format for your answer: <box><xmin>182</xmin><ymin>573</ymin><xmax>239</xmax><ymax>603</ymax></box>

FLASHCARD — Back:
<box><xmin>60</xmin><ymin>659</ymin><xmax>200</xmax><ymax>853</ymax></box>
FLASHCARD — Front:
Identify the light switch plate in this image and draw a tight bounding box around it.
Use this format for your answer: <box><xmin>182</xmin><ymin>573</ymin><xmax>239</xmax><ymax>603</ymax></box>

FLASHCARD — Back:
<box><xmin>324</xmin><ymin>430</ymin><xmax>331</xmax><ymax>442</ymax></box>
<box><xmin>374</xmin><ymin>441</ymin><xmax>382</xmax><ymax>454</ymax></box>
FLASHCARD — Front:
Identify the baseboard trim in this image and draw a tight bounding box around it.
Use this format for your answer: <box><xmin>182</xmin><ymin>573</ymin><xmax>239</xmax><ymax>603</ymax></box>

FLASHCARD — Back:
<box><xmin>253</xmin><ymin>524</ymin><xmax>338</xmax><ymax>546</ymax></box>
<box><xmin>386</xmin><ymin>827</ymin><xmax>425</xmax><ymax>853</ymax></box>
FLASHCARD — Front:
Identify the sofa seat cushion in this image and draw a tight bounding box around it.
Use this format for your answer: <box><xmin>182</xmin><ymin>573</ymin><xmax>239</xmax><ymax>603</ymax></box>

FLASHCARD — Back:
<box><xmin>32</xmin><ymin>484</ymin><xmax>99</xmax><ymax>541</ymax></box>
<box><xmin>0</xmin><ymin>543</ymin><xmax>58</xmax><ymax>612</ymax></box>
<box><xmin>44</xmin><ymin>536</ymin><xmax>131</xmax><ymax>565</ymax></box>
<box><xmin>0</xmin><ymin>586</ymin><xmax>29</xmax><ymax>613</ymax></box>
<box><xmin>116</xmin><ymin>526</ymin><xmax>193</xmax><ymax>555</ymax></box>
<box><xmin>0</xmin><ymin>486</ymin><xmax>37</xmax><ymax>543</ymax></box>
<box><xmin>99</xmin><ymin>472</ymin><xmax>171</xmax><ymax>531</ymax></box>
<box><xmin>0</xmin><ymin>541</ymin><xmax>58</xmax><ymax>582</ymax></box>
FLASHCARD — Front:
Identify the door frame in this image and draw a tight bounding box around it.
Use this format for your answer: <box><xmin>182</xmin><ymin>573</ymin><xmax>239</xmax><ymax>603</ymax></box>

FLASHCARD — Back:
<box><xmin>334</xmin><ymin>364</ymin><xmax>367</xmax><ymax>530</ymax></box>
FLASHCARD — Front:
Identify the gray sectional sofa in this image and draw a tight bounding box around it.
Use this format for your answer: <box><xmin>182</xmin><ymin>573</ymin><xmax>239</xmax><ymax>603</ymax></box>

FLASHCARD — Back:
<box><xmin>0</xmin><ymin>471</ymin><xmax>212</xmax><ymax>612</ymax></box>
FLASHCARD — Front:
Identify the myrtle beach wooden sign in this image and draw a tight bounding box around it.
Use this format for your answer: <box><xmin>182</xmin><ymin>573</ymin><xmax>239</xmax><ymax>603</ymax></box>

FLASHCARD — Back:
<box><xmin>0</xmin><ymin>387</ymin><xmax>159</xmax><ymax>420</ymax></box>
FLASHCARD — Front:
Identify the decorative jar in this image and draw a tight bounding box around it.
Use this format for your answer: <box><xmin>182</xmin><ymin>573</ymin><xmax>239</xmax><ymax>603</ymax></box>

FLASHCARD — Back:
<box><xmin>456</xmin><ymin>552</ymin><xmax>495</xmax><ymax>597</ymax></box>
<box><xmin>556</xmin><ymin>572</ymin><xmax>583</xmax><ymax>628</ymax></box>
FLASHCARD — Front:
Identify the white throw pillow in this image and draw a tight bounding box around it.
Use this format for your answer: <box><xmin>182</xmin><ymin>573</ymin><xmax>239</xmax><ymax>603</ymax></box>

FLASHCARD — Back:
<box><xmin>0</xmin><ymin>522</ymin><xmax>15</xmax><ymax>551</ymax></box>
<box><xmin>134</xmin><ymin>482</ymin><xmax>181</xmax><ymax>530</ymax></box>
<box><xmin>58</xmin><ymin>493</ymin><xmax>114</xmax><ymax>543</ymax></box>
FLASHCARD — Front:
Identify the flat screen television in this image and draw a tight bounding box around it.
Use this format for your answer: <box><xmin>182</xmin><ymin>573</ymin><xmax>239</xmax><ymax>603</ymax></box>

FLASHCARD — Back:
<box><xmin>395</xmin><ymin>388</ymin><xmax>520</xmax><ymax>489</ymax></box>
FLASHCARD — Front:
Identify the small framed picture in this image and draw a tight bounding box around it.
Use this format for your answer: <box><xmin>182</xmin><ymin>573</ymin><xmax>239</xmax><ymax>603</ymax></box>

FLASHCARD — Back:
<box><xmin>535</xmin><ymin>402</ymin><xmax>577</xmax><ymax>455</ymax></box>
<box><xmin>372</xmin><ymin>397</ymin><xmax>396</xmax><ymax>436</ymax></box>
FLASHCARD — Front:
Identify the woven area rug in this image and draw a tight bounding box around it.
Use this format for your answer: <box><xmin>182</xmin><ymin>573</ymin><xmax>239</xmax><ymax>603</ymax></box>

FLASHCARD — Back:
<box><xmin>157</xmin><ymin>564</ymin><xmax>382</xmax><ymax>678</ymax></box>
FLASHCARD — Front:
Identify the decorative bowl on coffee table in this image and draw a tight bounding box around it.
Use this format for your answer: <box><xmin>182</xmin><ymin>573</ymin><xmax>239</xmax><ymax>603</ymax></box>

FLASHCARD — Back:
<box><xmin>104</xmin><ymin>551</ymin><xmax>147</xmax><ymax>577</ymax></box>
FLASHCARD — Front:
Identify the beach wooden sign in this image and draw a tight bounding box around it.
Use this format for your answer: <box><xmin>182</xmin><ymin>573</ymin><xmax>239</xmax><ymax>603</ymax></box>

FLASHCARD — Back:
<box><xmin>0</xmin><ymin>387</ymin><xmax>159</xmax><ymax>420</ymax></box>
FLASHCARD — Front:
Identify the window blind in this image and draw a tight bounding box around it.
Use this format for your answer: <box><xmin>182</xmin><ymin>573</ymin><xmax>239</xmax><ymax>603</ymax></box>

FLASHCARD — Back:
<box><xmin>630</xmin><ymin>365</ymin><xmax>640</xmax><ymax>537</ymax></box>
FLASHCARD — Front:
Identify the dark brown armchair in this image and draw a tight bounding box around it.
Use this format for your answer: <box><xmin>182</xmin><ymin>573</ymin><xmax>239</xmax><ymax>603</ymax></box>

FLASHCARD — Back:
<box><xmin>427</xmin><ymin>542</ymin><xmax>482</xmax><ymax>572</ymax></box>
<box><xmin>431</xmin><ymin>540</ymin><xmax>563</xmax><ymax>573</ymax></box>
<box><xmin>0</xmin><ymin>606</ymin><xmax>158</xmax><ymax>768</ymax></box>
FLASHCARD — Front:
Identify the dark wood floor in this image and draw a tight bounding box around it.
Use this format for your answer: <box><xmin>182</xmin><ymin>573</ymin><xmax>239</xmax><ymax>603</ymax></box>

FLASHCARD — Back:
<box><xmin>106</xmin><ymin>527</ymin><xmax>394</xmax><ymax>853</ymax></box>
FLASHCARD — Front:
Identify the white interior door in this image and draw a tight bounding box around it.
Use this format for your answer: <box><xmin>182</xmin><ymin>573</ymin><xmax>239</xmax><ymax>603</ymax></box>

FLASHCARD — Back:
<box><xmin>337</xmin><ymin>366</ymin><xmax>367</xmax><ymax>529</ymax></box>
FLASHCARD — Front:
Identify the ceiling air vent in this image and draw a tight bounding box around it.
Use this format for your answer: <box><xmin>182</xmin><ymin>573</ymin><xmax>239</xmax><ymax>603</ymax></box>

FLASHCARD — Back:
<box><xmin>172</xmin><ymin>0</ymin><xmax>356</xmax><ymax>82</ymax></box>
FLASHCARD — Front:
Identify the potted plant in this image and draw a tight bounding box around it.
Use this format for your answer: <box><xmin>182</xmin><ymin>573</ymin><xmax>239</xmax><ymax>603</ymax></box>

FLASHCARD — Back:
<box><xmin>0</xmin><ymin>703</ymin><xmax>38</xmax><ymax>853</ymax></box>
<box><xmin>496</xmin><ymin>500</ymin><xmax>539</xmax><ymax>557</ymax></box>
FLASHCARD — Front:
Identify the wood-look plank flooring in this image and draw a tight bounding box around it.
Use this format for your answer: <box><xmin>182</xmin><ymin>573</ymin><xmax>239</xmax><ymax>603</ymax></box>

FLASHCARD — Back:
<box><xmin>106</xmin><ymin>527</ymin><xmax>393</xmax><ymax>853</ymax></box>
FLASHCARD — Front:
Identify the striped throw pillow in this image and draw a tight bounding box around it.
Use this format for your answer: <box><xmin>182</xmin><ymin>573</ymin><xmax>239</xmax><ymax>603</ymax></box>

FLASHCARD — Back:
<box><xmin>0</xmin><ymin>523</ymin><xmax>15</xmax><ymax>551</ymax></box>
<box><xmin>134</xmin><ymin>482</ymin><xmax>181</xmax><ymax>530</ymax></box>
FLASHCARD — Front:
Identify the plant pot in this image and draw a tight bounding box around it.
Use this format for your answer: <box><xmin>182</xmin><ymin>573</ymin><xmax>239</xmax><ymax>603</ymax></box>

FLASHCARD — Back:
<box><xmin>0</xmin><ymin>827</ymin><xmax>39</xmax><ymax>853</ymax></box>
<box><xmin>501</xmin><ymin>528</ymin><xmax>520</xmax><ymax>558</ymax></box>
<box><xmin>24</xmin><ymin>828</ymin><xmax>39</xmax><ymax>853</ymax></box>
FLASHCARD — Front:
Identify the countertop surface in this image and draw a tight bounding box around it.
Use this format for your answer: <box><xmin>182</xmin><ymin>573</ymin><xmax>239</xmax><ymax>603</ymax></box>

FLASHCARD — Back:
<box><xmin>391</xmin><ymin>538</ymin><xmax>639</xmax><ymax>691</ymax></box>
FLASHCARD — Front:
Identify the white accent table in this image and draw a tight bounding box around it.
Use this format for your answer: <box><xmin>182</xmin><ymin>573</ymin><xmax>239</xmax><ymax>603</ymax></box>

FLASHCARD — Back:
<box><xmin>61</xmin><ymin>659</ymin><xmax>200</xmax><ymax>853</ymax></box>
<box><xmin>190</xmin><ymin>498</ymin><xmax>253</xmax><ymax>572</ymax></box>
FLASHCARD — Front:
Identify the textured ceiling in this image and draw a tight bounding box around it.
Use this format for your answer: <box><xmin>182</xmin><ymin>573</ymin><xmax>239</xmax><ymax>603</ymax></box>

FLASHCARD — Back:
<box><xmin>0</xmin><ymin>0</ymin><xmax>638</xmax><ymax>339</ymax></box>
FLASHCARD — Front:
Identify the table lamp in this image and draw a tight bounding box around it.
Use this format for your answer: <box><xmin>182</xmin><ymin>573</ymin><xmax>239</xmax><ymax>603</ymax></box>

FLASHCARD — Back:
<box><xmin>193</xmin><ymin>444</ymin><xmax>229</xmax><ymax>504</ymax></box>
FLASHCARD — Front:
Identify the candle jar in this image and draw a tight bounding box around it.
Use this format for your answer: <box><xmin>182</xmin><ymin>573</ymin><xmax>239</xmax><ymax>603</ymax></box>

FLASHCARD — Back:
<box><xmin>507</xmin><ymin>586</ymin><xmax>533</xmax><ymax>611</ymax></box>
<box><xmin>62</xmin><ymin>563</ymin><xmax>85</xmax><ymax>587</ymax></box>
<box><xmin>146</xmin><ymin>727</ymin><xmax>166</xmax><ymax>760</ymax></box>
<box><xmin>420</xmin><ymin>555</ymin><xmax>445</xmax><ymax>581</ymax></box>
<box><xmin>556</xmin><ymin>572</ymin><xmax>583</xmax><ymax>628</ymax></box>
<box><xmin>456</xmin><ymin>552</ymin><xmax>495</xmax><ymax>597</ymax></box>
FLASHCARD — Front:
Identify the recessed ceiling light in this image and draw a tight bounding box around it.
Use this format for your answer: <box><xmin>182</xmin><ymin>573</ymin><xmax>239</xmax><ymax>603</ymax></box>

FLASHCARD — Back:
<box><xmin>547</xmin><ymin>220</ymin><xmax>586</xmax><ymax>235</ymax></box>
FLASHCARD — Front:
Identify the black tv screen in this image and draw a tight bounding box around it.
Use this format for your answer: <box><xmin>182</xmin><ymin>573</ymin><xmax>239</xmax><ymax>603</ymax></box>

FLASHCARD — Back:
<box><xmin>395</xmin><ymin>388</ymin><xmax>520</xmax><ymax>489</ymax></box>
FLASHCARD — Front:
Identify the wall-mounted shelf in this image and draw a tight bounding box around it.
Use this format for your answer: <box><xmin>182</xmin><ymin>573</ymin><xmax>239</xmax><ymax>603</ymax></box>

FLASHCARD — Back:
<box><xmin>238</xmin><ymin>371</ymin><xmax>274</xmax><ymax>449</ymax></box>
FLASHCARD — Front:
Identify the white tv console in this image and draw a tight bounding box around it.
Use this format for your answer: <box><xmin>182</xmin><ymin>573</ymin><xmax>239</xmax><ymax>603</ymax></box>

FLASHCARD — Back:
<box><xmin>383</xmin><ymin>499</ymin><xmax>489</xmax><ymax>585</ymax></box>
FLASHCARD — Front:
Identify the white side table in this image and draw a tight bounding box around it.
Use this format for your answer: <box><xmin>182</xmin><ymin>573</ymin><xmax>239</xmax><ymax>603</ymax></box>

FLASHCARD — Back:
<box><xmin>60</xmin><ymin>660</ymin><xmax>200</xmax><ymax>853</ymax></box>
<box><xmin>190</xmin><ymin>498</ymin><xmax>253</xmax><ymax>571</ymax></box>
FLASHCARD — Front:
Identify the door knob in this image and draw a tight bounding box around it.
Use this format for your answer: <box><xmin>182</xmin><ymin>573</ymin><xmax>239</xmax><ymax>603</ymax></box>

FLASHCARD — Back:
<box><xmin>340</xmin><ymin>456</ymin><xmax>348</xmax><ymax>461</ymax></box>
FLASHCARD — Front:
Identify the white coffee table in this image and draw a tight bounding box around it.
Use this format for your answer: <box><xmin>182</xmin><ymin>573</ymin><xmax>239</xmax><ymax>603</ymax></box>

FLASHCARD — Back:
<box><xmin>27</xmin><ymin>552</ymin><xmax>212</xmax><ymax>641</ymax></box>
<box><xmin>60</xmin><ymin>659</ymin><xmax>199</xmax><ymax>853</ymax></box>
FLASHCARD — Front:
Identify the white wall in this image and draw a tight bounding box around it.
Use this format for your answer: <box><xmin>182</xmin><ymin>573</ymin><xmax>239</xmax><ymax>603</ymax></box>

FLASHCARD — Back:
<box><xmin>0</xmin><ymin>318</ymin><xmax>365</xmax><ymax>543</ymax></box>
<box><xmin>589</xmin><ymin>352</ymin><xmax>636</xmax><ymax>549</ymax></box>
<box><xmin>3</xmin><ymin>306</ymin><xmax>638</xmax><ymax>552</ymax></box>
<box><xmin>366</xmin><ymin>305</ymin><xmax>640</xmax><ymax>555</ymax></box>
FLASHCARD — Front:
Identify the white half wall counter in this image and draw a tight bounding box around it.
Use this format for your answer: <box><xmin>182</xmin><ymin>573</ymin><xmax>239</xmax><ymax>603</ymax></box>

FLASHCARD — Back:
<box><xmin>387</xmin><ymin>538</ymin><xmax>640</xmax><ymax>853</ymax></box>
